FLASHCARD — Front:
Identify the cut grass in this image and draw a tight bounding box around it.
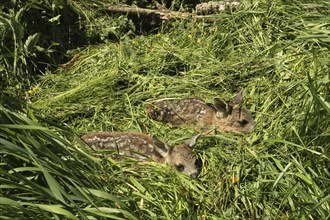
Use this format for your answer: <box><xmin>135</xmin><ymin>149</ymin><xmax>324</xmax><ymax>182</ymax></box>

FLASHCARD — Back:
<box><xmin>1</xmin><ymin>0</ymin><xmax>330</xmax><ymax>219</ymax></box>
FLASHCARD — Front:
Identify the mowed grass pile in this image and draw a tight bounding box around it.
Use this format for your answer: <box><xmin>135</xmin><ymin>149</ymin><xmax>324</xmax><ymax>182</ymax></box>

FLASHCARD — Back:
<box><xmin>1</xmin><ymin>0</ymin><xmax>330</xmax><ymax>219</ymax></box>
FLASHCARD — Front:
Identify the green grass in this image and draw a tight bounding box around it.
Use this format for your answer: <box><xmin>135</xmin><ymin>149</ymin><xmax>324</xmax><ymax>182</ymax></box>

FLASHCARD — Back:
<box><xmin>1</xmin><ymin>0</ymin><xmax>330</xmax><ymax>219</ymax></box>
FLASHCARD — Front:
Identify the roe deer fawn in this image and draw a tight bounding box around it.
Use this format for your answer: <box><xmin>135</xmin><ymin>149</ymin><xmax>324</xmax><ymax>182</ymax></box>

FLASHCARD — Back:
<box><xmin>81</xmin><ymin>132</ymin><xmax>201</xmax><ymax>177</ymax></box>
<box><xmin>146</xmin><ymin>89</ymin><xmax>255</xmax><ymax>134</ymax></box>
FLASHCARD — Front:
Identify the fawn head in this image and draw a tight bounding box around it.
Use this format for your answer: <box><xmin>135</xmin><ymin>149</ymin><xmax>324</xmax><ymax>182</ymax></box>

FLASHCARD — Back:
<box><xmin>152</xmin><ymin>133</ymin><xmax>201</xmax><ymax>177</ymax></box>
<box><xmin>212</xmin><ymin>89</ymin><xmax>255</xmax><ymax>134</ymax></box>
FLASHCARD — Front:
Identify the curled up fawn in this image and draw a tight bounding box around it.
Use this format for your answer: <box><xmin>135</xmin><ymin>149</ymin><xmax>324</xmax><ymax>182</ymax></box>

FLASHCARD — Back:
<box><xmin>81</xmin><ymin>132</ymin><xmax>201</xmax><ymax>177</ymax></box>
<box><xmin>146</xmin><ymin>89</ymin><xmax>255</xmax><ymax>134</ymax></box>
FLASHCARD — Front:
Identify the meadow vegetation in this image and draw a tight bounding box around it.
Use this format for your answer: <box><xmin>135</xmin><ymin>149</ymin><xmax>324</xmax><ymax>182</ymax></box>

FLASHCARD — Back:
<box><xmin>1</xmin><ymin>0</ymin><xmax>329</xmax><ymax>219</ymax></box>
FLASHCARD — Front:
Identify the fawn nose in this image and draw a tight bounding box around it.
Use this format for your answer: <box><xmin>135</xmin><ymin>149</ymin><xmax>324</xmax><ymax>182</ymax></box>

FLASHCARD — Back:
<box><xmin>190</xmin><ymin>171</ymin><xmax>199</xmax><ymax>178</ymax></box>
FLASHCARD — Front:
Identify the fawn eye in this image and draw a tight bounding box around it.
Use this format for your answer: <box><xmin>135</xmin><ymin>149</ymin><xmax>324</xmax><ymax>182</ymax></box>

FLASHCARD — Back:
<box><xmin>195</xmin><ymin>158</ymin><xmax>202</xmax><ymax>167</ymax></box>
<box><xmin>238</xmin><ymin>119</ymin><xmax>248</xmax><ymax>126</ymax></box>
<box><xmin>175</xmin><ymin>164</ymin><xmax>185</xmax><ymax>172</ymax></box>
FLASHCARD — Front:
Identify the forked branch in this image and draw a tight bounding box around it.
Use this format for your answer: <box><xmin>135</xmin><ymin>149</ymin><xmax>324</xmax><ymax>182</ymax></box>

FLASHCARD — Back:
<box><xmin>105</xmin><ymin>1</ymin><xmax>240</xmax><ymax>22</ymax></box>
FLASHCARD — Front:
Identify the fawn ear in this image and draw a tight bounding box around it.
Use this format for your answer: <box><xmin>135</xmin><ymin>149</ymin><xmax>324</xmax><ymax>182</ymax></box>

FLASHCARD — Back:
<box><xmin>233</xmin><ymin>89</ymin><xmax>244</xmax><ymax>105</ymax></box>
<box><xmin>152</xmin><ymin>136</ymin><xmax>171</xmax><ymax>157</ymax></box>
<box><xmin>214</xmin><ymin>98</ymin><xmax>231</xmax><ymax>114</ymax></box>
<box><xmin>186</xmin><ymin>133</ymin><xmax>201</xmax><ymax>148</ymax></box>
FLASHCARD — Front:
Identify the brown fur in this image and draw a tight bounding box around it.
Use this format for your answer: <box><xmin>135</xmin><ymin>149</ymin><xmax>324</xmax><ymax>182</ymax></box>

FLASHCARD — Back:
<box><xmin>81</xmin><ymin>131</ymin><xmax>200</xmax><ymax>177</ymax></box>
<box><xmin>146</xmin><ymin>89</ymin><xmax>255</xmax><ymax>134</ymax></box>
